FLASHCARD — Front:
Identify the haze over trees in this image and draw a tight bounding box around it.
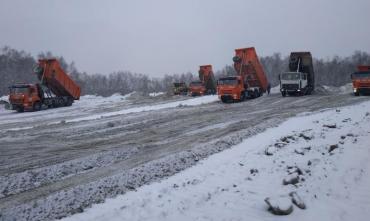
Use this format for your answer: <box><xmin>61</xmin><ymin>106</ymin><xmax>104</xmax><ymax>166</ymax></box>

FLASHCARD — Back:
<box><xmin>1</xmin><ymin>46</ymin><xmax>369</xmax><ymax>96</ymax></box>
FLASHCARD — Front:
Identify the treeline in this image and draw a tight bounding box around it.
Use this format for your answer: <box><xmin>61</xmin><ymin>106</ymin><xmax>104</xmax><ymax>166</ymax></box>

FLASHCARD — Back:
<box><xmin>1</xmin><ymin>46</ymin><xmax>369</xmax><ymax>96</ymax></box>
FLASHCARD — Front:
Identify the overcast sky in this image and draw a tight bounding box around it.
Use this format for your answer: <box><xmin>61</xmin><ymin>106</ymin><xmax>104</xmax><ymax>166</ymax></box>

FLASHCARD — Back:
<box><xmin>1</xmin><ymin>0</ymin><xmax>369</xmax><ymax>76</ymax></box>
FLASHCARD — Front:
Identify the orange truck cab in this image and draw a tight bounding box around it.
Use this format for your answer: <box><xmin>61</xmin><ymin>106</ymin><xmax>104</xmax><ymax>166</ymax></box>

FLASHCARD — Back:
<box><xmin>8</xmin><ymin>84</ymin><xmax>43</xmax><ymax>112</ymax></box>
<box><xmin>351</xmin><ymin>65</ymin><xmax>370</xmax><ymax>96</ymax></box>
<box><xmin>8</xmin><ymin>59</ymin><xmax>81</xmax><ymax>112</ymax></box>
<box><xmin>217</xmin><ymin>47</ymin><xmax>270</xmax><ymax>103</ymax></box>
<box><xmin>189</xmin><ymin>81</ymin><xmax>206</xmax><ymax>96</ymax></box>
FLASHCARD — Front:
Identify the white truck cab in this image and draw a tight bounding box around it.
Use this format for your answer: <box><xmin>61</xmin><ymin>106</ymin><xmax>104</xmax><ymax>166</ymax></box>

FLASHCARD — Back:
<box><xmin>279</xmin><ymin>72</ymin><xmax>308</xmax><ymax>96</ymax></box>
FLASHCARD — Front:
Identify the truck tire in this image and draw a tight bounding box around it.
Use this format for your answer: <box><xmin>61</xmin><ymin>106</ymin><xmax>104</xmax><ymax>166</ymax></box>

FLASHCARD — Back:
<box><xmin>354</xmin><ymin>91</ymin><xmax>360</xmax><ymax>96</ymax></box>
<box><xmin>33</xmin><ymin>102</ymin><xmax>42</xmax><ymax>111</ymax></box>
<box><xmin>221</xmin><ymin>96</ymin><xmax>228</xmax><ymax>103</ymax></box>
<box><xmin>240</xmin><ymin>92</ymin><xmax>246</xmax><ymax>101</ymax></box>
<box><xmin>16</xmin><ymin>107</ymin><xmax>24</xmax><ymax>113</ymax></box>
<box><xmin>281</xmin><ymin>91</ymin><xmax>287</xmax><ymax>97</ymax></box>
<box><xmin>65</xmin><ymin>98</ymin><xmax>73</xmax><ymax>106</ymax></box>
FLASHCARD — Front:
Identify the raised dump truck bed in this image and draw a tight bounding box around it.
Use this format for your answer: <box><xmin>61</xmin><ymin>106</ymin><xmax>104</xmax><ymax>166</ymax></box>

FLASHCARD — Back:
<box><xmin>233</xmin><ymin>47</ymin><xmax>269</xmax><ymax>92</ymax></box>
<box><xmin>35</xmin><ymin>59</ymin><xmax>81</xmax><ymax>100</ymax></box>
<box><xmin>280</xmin><ymin>52</ymin><xmax>315</xmax><ymax>96</ymax></box>
<box><xmin>198</xmin><ymin>65</ymin><xmax>216</xmax><ymax>94</ymax></box>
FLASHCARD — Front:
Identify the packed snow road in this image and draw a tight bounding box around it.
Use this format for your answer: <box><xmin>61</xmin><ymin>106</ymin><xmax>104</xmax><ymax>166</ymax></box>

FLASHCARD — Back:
<box><xmin>0</xmin><ymin>92</ymin><xmax>367</xmax><ymax>220</ymax></box>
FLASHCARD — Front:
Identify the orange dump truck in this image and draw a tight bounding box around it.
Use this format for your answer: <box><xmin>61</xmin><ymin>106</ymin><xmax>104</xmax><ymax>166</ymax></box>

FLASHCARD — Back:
<box><xmin>351</xmin><ymin>65</ymin><xmax>370</xmax><ymax>96</ymax></box>
<box><xmin>9</xmin><ymin>59</ymin><xmax>81</xmax><ymax>112</ymax></box>
<box><xmin>217</xmin><ymin>47</ymin><xmax>270</xmax><ymax>102</ymax></box>
<box><xmin>189</xmin><ymin>65</ymin><xmax>216</xmax><ymax>96</ymax></box>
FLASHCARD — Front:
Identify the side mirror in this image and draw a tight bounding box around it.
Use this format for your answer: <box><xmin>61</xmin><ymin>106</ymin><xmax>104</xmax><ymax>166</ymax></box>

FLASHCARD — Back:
<box><xmin>278</xmin><ymin>75</ymin><xmax>280</xmax><ymax>80</ymax></box>
<box><xmin>350</xmin><ymin>74</ymin><xmax>353</xmax><ymax>80</ymax></box>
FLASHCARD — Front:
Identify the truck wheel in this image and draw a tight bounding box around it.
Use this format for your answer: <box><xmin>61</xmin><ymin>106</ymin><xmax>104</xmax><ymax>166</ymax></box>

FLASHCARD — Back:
<box><xmin>221</xmin><ymin>97</ymin><xmax>228</xmax><ymax>103</ymax></box>
<box><xmin>16</xmin><ymin>107</ymin><xmax>24</xmax><ymax>113</ymax></box>
<box><xmin>240</xmin><ymin>92</ymin><xmax>246</xmax><ymax>101</ymax></box>
<box><xmin>253</xmin><ymin>89</ymin><xmax>259</xmax><ymax>98</ymax></box>
<box><xmin>281</xmin><ymin>91</ymin><xmax>287</xmax><ymax>97</ymax></box>
<box><xmin>66</xmin><ymin>98</ymin><xmax>73</xmax><ymax>106</ymax></box>
<box><xmin>354</xmin><ymin>91</ymin><xmax>360</xmax><ymax>96</ymax></box>
<box><xmin>33</xmin><ymin>102</ymin><xmax>42</xmax><ymax>111</ymax></box>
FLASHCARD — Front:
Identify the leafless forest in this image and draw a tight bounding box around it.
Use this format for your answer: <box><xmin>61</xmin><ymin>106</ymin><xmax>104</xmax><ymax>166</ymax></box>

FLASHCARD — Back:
<box><xmin>1</xmin><ymin>46</ymin><xmax>369</xmax><ymax>96</ymax></box>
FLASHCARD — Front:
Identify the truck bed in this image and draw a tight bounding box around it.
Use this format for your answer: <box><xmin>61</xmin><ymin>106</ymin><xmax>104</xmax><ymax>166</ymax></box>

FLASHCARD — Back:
<box><xmin>36</xmin><ymin>59</ymin><xmax>81</xmax><ymax>100</ymax></box>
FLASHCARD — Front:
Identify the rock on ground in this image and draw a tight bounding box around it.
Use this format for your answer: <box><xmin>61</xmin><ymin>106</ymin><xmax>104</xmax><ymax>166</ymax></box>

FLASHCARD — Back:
<box><xmin>265</xmin><ymin>196</ymin><xmax>293</xmax><ymax>215</ymax></box>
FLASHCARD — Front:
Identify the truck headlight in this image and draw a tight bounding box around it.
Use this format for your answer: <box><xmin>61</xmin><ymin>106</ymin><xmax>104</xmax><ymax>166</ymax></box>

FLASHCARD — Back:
<box><xmin>354</xmin><ymin>88</ymin><xmax>357</xmax><ymax>92</ymax></box>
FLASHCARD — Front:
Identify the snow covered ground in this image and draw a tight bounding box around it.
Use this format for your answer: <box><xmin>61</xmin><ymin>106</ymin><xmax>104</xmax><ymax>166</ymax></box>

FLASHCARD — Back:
<box><xmin>63</xmin><ymin>100</ymin><xmax>370</xmax><ymax>221</ymax></box>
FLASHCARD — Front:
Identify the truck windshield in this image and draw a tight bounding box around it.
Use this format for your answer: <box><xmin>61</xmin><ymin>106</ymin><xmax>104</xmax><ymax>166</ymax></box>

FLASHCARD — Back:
<box><xmin>10</xmin><ymin>87</ymin><xmax>29</xmax><ymax>94</ymax></box>
<box><xmin>281</xmin><ymin>73</ymin><xmax>301</xmax><ymax>80</ymax></box>
<box><xmin>218</xmin><ymin>78</ymin><xmax>238</xmax><ymax>85</ymax></box>
<box><xmin>190</xmin><ymin>82</ymin><xmax>202</xmax><ymax>86</ymax></box>
<box><xmin>352</xmin><ymin>72</ymin><xmax>370</xmax><ymax>79</ymax></box>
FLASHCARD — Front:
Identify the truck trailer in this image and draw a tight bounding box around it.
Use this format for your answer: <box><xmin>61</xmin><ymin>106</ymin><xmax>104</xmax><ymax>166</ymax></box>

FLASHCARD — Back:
<box><xmin>9</xmin><ymin>59</ymin><xmax>81</xmax><ymax>112</ymax></box>
<box><xmin>279</xmin><ymin>52</ymin><xmax>315</xmax><ymax>97</ymax></box>
<box><xmin>217</xmin><ymin>47</ymin><xmax>270</xmax><ymax>102</ymax></box>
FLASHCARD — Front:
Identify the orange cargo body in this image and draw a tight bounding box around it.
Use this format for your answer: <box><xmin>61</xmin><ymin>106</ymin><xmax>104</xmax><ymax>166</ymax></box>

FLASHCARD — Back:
<box><xmin>234</xmin><ymin>47</ymin><xmax>269</xmax><ymax>91</ymax></box>
<box><xmin>199</xmin><ymin>65</ymin><xmax>212</xmax><ymax>82</ymax></box>
<box><xmin>351</xmin><ymin>65</ymin><xmax>370</xmax><ymax>96</ymax></box>
<box><xmin>37</xmin><ymin>59</ymin><xmax>81</xmax><ymax>100</ymax></box>
<box><xmin>357</xmin><ymin>65</ymin><xmax>370</xmax><ymax>72</ymax></box>
<box><xmin>198</xmin><ymin>65</ymin><xmax>217</xmax><ymax>95</ymax></box>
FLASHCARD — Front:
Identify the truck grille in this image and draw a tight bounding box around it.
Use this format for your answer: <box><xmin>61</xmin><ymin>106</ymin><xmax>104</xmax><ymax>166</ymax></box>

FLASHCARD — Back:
<box><xmin>282</xmin><ymin>84</ymin><xmax>299</xmax><ymax>90</ymax></box>
<box><xmin>359</xmin><ymin>83</ymin><xmax>370</xmax><ymax>88</ymax></box>
<box><xmin>11</xmin><ymin>98</ymin><xmax>24</xmax><ymax>104</ymax></box>
<box><xmin>222</xmin><ymin>90</ymin><xmax>233</xmax><ymax>94</ymax></box>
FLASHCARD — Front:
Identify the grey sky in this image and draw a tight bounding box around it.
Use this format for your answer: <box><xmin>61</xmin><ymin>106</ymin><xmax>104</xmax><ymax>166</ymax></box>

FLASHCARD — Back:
<box><xmin>1</xmin><ymin>0</ymin><xmax>369</xmax><ymax>77</ymax></box>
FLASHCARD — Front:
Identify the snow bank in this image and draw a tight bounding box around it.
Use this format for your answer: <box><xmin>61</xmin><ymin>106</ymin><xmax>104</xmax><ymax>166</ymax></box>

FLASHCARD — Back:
<box><xmin>322</xmin><ymin>83</ymin><xmax>353</xmax><ymax>94</ymax></box>
<box><xmin>0</xmin><ymin>95</ymin><xmax>8</xmax><ymax>103</ymax></box>
<box><xmin>149</xmin><ymin>92</ymin><xmax>165</xmax><ymax>97</ymax></box>
<box><xmin>270</xmin><ymin>85</ymin><xmax>281</xmax><ymax>94</ymax></box>
<box><xmin>78</xmin><ymin>93</ymin><xmax>133</xmax><ymax>104</ymax></box>
<box><xmin>63</xmin><ymin>100</ymin><xmax>370</xmax><ymax>221</ymax></box>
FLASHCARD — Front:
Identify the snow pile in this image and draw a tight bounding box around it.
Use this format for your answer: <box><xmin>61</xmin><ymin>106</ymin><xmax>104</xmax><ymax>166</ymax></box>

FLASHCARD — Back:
<box><xmin>63</xmin><ymin>100</ymin><xmax>370</xmax><ymax>221</ymax></box>
<box><xmin>270</xmin><ymin>85</ymin><xmax>281</xmax><ymax>94</ymax></box>
<box><xmin>322</xmin><ymin>83</ymin><xmax>353</xmax><ymax>94</ymax></box>
<box><xmin>0</xmin><ymin>95</ymin><xmax>8</xmax><ymax>103</ymax></box>
<box><xmin>317</xmin><ymin>83</ymin><xmax>352</xmax><ymax>95</ymax></box>
<box><xmin>149</xmin><ymin>92</ymin><xmax>165</xmax><ymax>97</ymax></box>
<box><xmin>78</xmin><ymin>93</ymin><xmax>133</xmax><ymax>105</ymax></box>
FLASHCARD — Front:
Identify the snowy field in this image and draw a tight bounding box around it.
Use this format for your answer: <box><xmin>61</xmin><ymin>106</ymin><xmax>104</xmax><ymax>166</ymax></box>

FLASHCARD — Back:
<box><xmin>0</xmin><ymin>91</ymin><xmax>368</xmax><ymax>221</ymax></box>
<box><xmin>63</xmin><ymin>100</ymin><xmax>370</xmax><ymax>221</ymax></box>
